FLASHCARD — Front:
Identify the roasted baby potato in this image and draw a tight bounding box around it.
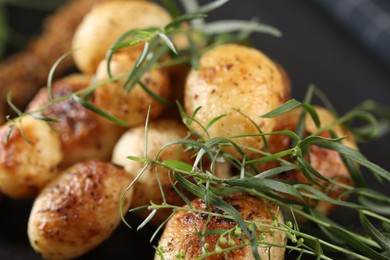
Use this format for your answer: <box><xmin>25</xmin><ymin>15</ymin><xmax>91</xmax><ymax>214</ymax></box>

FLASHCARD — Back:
<box><xmin>93</xmin><ymin>51</ymin><xmax>171</xmax><ymax>127</ymax></box>
<box><xmin>258</xmin><ymin>106</ymin><xmax>358</xmax><ymax>215</ymax></box>
<box><xmin>72</xmin><ymin>0</ymin><xmax>171</xmax><ymax>74</ymax></box>
<box><xmin>27</xmin><ymin>74</ymin><xmax>125</xmax><ymax>168</ymax></box>
<box><xmin>156</xmin><ymin>193</ymin><xmax>286</xmax><ymax>259</ymax></box>
<box><xmin>184</xmin><ymin>44</ymin><xmax>290</xmax><ymax>157</ymax></box>
<box><xmin>28</xmin><ymin>160</ymin><xmax>133</xmax><ymax>259</ymax></box>
<box><xmin>0</xmin><ymin>116</ymin><xmax>63</xmax><ymax>198</ymax></box>
<box><xmin>111</xmin><ymin>119</ymin><xmax>194</xmax><ymax>224</ymax></box>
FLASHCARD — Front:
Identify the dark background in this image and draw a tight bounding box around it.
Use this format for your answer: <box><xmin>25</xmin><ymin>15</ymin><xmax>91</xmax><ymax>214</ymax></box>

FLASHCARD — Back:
<box><xmin>0</xmin><ymin>0</ymin><xmax>389</xmax><ymax>259</ymax></box>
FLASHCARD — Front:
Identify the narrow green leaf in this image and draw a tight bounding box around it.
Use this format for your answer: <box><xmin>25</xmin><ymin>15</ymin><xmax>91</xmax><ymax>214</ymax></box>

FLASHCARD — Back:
<box><xmin>203</xmin><ymin>20</ymin><xmax>282</xmax><ymax>37</ymax></box>
<box><xmin>296</xmin><ymin>85</ymin><xmax>315</xmax><ymax>139</ymax></box>
<box><xmin>261</xmin><ymin>99</ymin><xmax>301</xmax><ymax>118</ymax></box>
<box><xmin>138</xmin><ymin>80</ymin><xmax>174</xmax><ymax>107</ymax></box>
<box><xmin>128</xmin><ymin>205</ymin><xmax>149</xmax><ymax>213</ymax></box>
<box><xmin>255</xmin><ymin>164</ymin><xmax>299</xmax><ymax>179</ymax></box>
<box><xmin>359</xmin><ymin>197</ymin><xmax>390</xmax><ymax>216</ymax></box>
<box><xmin>311</xmin><ymin>139</ymin><xmax>390</xmax><ymax>182</ymax></box>
<box><xmin>127</xmin><ymin>156</ymin><xmax>149</xmax><ymax>163</ymax></box>
<box><xmin>6</xmin><ymin>92</ymin><xmax>22</xmax><ymax>115</ymax></box>
<box><xmin>294</xmin><ymin>184</ymin><xmax>364</xmax><ymax>209</ymax></box>
<box><xmin>135</xmin><ymin>41</ymin><xmax>150</xmax><ymax>68</ymax></box>
<box><xmin>31</xmin><ymin>114</ymin><xmax>62</xmax><ymax>122</ymax></box>
<box><xmin>47</xmin><ymin>50</ymin><xmax>75</xmax><ymax>100</ymax></box>
<box><xmin>72</xmin><ymin>95</ymin><xmax>128</xmax><ymax>126</ymax></box>
<box><xmin>158</xmin><ymin>32</ymin><xmax>178</xmax><ymax>54</ymax></box>
<box><xmin>247</xmin><ymin>149</ymin><xmax>292</xmax><ymax>164</ymax></box>
<box><xmin>5</xmin><ymin>123</ymin><xmax>14</xmax><ymax>144</ymax></box>
<box><xmin>125</xmin><ymin>43</ymin><xmax>168</xmax><ymax>93</ymax></box>
<box><xmin>326</xmin><ymin>225</ymin><xmax>389</xmax><ymax>260</ymax></box>
<box><xmin>162</xmin><ymin>160</ymin><xmax>193</xmax><ymax>173</ymax></box>
<box><xmin>198</xmin><ymin>0</ymin><xmax>229</xmax><ymax>13</ymax></box>
<box><xmin>137</xmin><ymin>209</ymin><xmax>157</xmax><ymax>231</ymax></box>
<box><xmin>360</xmin><ymin>212</ymin><xmax>390</xmax><ymax>250</ymax></box>
<box><xmin>164</xmin><ymin>13</ymin><xmax>207</xmax><ymax>31</ymax></box>
<box><xmin>224</xmin><ymin>177</ymin><xmax>304</xmax><ymax>201</ymax></box>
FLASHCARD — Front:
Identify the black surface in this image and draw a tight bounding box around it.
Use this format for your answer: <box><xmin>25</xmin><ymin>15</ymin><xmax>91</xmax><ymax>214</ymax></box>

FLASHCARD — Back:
<box><xmin>1</xmin><ymin>0</ymin><xmax>390</xmax><ymax>259</ymax></box>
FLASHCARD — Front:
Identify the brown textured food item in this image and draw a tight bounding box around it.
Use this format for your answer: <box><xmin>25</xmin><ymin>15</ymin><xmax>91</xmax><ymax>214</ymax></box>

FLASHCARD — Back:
<box><xmin>111</xmin><ymin>119</ymin><xmax>194</xmax><ymax>224</ymax></box>
<box><xmin>28</xmin><ymin>160</ymin><xmax>133</xmax><ymax>260</ymax></box>
<box><xmin>0</xmin><ymin>115</ymin><xmax>63</xmax><ymax>198</ymax></box>
<box><xmin>0</xmin><ymin>0</ymin><xmax>147</xmax><ymax>124</ymax></box>
<box><xmin>72</xmin><ymin>0</ymin><xmax>171</xmax><ymax>74</ymax></box>
<box><xmin>94</xmin><ymin>50</ymin><xmax>171</xmax><ymax>127</ymax></box>
<box><xmin>184</xmin><ymin>44</ymin><xmax>290</xmax><ymax>158</ymax></box>
<box><xmin>258</xmin><ymin>106</ymin><xmax>358</xmax><ymax>215</ymax></box>
<box><xmin>26</xmin><ymin>74</ymin><xmax>125</xmax><ymax>168</ymax></box>
<box><xmin>156</xmin><ymin>193</ymin><xmax>286</xmax><ymax>260</ymax></box>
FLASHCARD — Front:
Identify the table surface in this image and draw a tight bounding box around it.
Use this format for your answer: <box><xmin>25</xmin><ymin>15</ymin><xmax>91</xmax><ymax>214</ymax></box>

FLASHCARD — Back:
<box><xmin>1</xmin><ymin>0</ymin><xmax>389</xmax><ymax>259</ymax></box>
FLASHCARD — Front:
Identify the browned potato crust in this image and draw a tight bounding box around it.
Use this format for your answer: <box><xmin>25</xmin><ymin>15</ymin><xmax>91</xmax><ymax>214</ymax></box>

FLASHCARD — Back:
<box><xmin>28</xmin><ymin>160</ymin><xmax>133</xmax><ymax>259</ymax></box>
<box><xmin>184</xmin><ymin>44</ymin><xmax>290</xmax><ymax>157</ymax></box>
<box><xmin>156</xmin><ymin>193</ymin><xmax>285</xmax><ymax>260</ymax></box>
<box><xmin>0</xmin><ymin>116</ymin><xmax>63</xmax><ymax>198</ymax></box>
<box><xmin>27</xmin><ymin>74</ymin><xmax>125</xmax><ymax>168</ymax></box>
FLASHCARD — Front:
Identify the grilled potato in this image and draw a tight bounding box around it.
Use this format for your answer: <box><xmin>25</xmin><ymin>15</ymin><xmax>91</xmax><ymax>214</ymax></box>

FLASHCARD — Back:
<box><xmin>111</xmin><ymin>119</ymin><xmax>194</xmax><ymax>224</ymax></box>
<box><xmin>72</xmin><ymin>0</ymin><xmax>171</xmax><ymax>74</ymax></box>
<box><xmin>93</xmin><ymin>51</ymin><xmax>171</xmax><ymax>127</ymax></box>
<box><xmin>0</xmin><ymin>116</ymin><xmax>63</xmax><ymax>198</ymax></box>
<box><xmin>28</xmin><ymin>160</ymin><xmax>133</xmax><ymax>259</ymax></box>
<box><xmin>184</xmin><ymin>44</ymin><xmax>290</xmax><ymax>157</ymax></box>
<box><xmin>156</xmin><ymin>193</ymin><xmax>286</xmax><ymax>260</ymax></box>
<box><xmin>258</xmin><ymin>106</ymin><xmax>358</xmax><ymax>215</ymax></box>
<box><xmin>27</xmin><ymin>74</ymin><xmax>125</xmax><ymax>168</ymax></box>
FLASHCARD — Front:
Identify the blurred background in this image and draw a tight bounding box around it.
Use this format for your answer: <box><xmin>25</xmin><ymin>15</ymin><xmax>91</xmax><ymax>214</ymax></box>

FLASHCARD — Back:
<box><xmin>0</xmin><ymin>0</ymin><xmax>389</xmax><ymax>259</ymax></box>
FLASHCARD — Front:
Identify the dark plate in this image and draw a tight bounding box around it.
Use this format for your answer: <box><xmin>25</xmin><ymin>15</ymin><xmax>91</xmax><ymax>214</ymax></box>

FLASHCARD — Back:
<box><xmin>1</xmin><ymin>0</ymin><xmax>389</xmax><ymax>259</ymax></box>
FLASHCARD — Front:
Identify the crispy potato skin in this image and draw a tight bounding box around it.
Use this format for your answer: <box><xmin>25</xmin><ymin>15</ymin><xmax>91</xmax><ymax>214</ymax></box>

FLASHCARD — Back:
<box><xmin>156</xmin><ymin>193</ymin><xmax>285</xmax><ymax>260</ymax></box>
<box><xmin>258</xmin><ymin>106</ymin><xmax>358</xmax><ymax>215</ymax></box>
<box><xmin>28</xmin><ymin>160</ymin><xmax>133</xmax><ymax>259</ymax></box>
<box><xmin>111</xmin><ymin>119</ymin><xmax>194</xmax><ymax>224</ymax></box>
<box><xmin>72</xmin><ymin>0</ymin><xmax>171</xmax><ymax>74</ymax></box>
<box><xmin>27</xmin><ymin>74</ymin><xmax>125</xmax><ymax>168</ymax></box>
<box><xmin>0</xmin><ymin>116</ymin><xmax>63</xmax><ymax>198</ymax></box>
<box><xmin>93</xmin><ymin>51</ymin><xmax>171</xmax><ymax>127</ymax></box>
<box><xmin>184</xmin><ymin>44</ymin><xmax>290</xmax><ymax>157</ymax></box>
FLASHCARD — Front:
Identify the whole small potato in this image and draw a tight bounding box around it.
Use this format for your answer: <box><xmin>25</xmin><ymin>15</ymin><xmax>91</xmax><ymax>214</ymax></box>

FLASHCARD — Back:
<box><xmin>156</xmin><ymin>193</ymin><xmax>286</xmax><ymax>260</ymax></box>
<box><xmin>94</xmin><ymin>51</ymin><xmax>171</xmax><ymax>127</ymax></box>
<box><xmin>111</xmin><ymin>119</ymin><xmax>194</xmax><ymax>224</ymax></box>
<box><xmin>184</xmin><ymin>44</ymin><xmax>290</xmax><ymax>157</ymax></box>
<box><xmin>27</xmin><ymin>74</ymin><xmax>125</xmax><ymax>168</ymax></box>
<box><xmin>28</xmin><ymin>160</ymin><xmax>133</xmax><ymax>259</ymax></box>
<box><xmin>0</xmin><ymin>116</ymin><xmax>63</xmax><ymax>198</ymax></box>
<box><xmin>258</xmin><ymin>106</ymin><xmax>358</xmax><ymax>215</ymax></box>
<box><xmin>72</xmin><ymin>0</ymin><xmax>171</xmax><ymax>74</ymax></box>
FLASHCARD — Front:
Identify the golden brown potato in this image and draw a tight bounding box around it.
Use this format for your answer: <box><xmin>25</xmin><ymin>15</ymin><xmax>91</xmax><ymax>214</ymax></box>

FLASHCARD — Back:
<box><xmin>184</xmin><ymin>44</ymin><xmax>290</xmax><ymax>157</ymax></box>
<box><xmin>111</xmin><ymin>119</ymin><xmax>194</xmax><ymax>224</ymax></box>
<box><xmin>93</xmin><ymin>51</ymin><xmax>171</xmax><ymax>127</ymax></box>
<box><xmin>27</xmin><ymin>74</ymin><xmax>125</xmax><ymax>168</ymax></box>
<box><xmin>258</xmin><ymin>106</ymin><xmax>358</xmax><ymax>215</ymax></box>
<box><xmin>72</xmin><ymin>0</ymin><xmax>171</xmax><ymax>74</ymax></box>
<box><xmin>28</xmin><ymin>160</ymin><xmax>133</xmax><ymax>259</ymax></box>
<box><xmin>156</xmin><ymin>193</ymin><xmax>285</xmax><ymax>260</ymax></box>
<box><xmin>0</xmin><ymin>116</ymin><xmax>63</xmax><ymax>198</ymax></box>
